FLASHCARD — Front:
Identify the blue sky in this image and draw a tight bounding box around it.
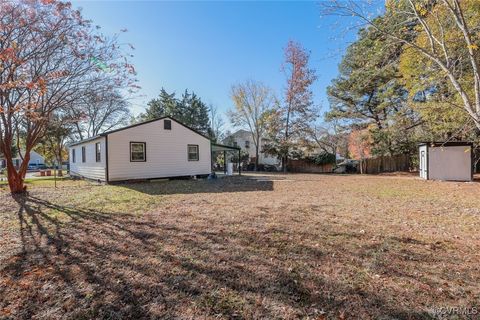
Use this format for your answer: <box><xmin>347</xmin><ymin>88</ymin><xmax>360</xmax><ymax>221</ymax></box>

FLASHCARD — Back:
<box><xmin>73</xmin><ymin>1</ymin><xmax>381</xmax><ymax>126</ymax></box>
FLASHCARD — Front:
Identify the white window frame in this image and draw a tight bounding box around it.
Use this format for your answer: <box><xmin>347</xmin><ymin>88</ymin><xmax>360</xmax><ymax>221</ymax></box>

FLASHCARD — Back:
<box><xmin>130</xmin><ymin>142</ymin><xmax>146</xmax><ymax>162</ymax></box>
<box><xmin>187</xmin><ymin>144</ymin><xmax>199</xmax><ymax>161</ymax></box>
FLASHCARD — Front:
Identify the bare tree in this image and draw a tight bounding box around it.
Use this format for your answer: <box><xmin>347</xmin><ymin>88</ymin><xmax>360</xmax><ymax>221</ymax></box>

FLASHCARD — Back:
<box><xmin>209</xmin><ymin>104</ymin><xmax>225</xmax><ymax>142</ymax></box>
<box><xmin>0</xmin><ymin>0</ymin><xmax>136</xmax><ymax>193</ymax></box>
<box><xmin>68</xmin><ymin>90</ymin><xmax>131</xmax><ymax>140</ymax></box>
<box><xmin>228</xmin><ymin>80</ymin><xmax>274</xmax><ymax>171</ymax></box>
<box><xmin>311</xmin><ymin>120</ymin><xmax>346</xmax><ymax>161</ymax></box>
<box><xmin>322</xmin><ymin>0</ymin><xmax>480</xmax><ymax>130</ymax></box>
<box><xmin>35</xmin><ymin>115</ymin><xmax>72</xmax><ymax>176</ymax></box>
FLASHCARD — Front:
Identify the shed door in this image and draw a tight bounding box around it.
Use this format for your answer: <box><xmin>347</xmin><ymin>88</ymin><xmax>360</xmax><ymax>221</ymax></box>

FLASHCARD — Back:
<box><xmin>420</xmin><ymin>150</ymin><xmax>427</xmax><ymax>179</ymax></box>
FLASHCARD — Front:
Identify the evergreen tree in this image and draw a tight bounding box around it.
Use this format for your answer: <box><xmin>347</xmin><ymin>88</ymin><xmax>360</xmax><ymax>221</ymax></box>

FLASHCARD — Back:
<box><xmin>323</xmin><ymin>0</ymin><xmax>480</xmax><ymax>134</ymax></box>
<box><xmin>143</xmin><ymin>88</ymin><xmax>176</xmax><ymax>120</ymax></box>
<box><xmin>326</xmin><ymin>18</ymin><xmax>418</xmax><ymax>157</ymax></box>
<box><xmin>187</xmin><ymin>92</ymin><xmax>211</xmax><ymax>134</ymax></box>
<box><xmin>141</xmin><ymin>88</ymin><xmax>211</xmax><ymax>135</ymax></box>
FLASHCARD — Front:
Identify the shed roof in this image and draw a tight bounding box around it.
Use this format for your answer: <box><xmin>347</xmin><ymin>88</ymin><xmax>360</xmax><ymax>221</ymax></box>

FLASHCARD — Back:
<box><xmin>418</xmin><ymin>141</ymin><xmax>473</xmax><ymax>147</ymax></box>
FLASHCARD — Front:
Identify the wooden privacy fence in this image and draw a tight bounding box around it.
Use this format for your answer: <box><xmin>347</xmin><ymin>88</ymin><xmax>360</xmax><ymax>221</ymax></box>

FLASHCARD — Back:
<box><xmin>288</xmin><ymin>154</ymin><xmax>411</xmax><ymax>174</ymax></box>
<box><xmin>362</xmin><ymin>154</ymin><xmax>411</xmax><ymax>174</ymax></box>
<box><xmin>288</xmin><ymin>160</ymin><xmax>333</xmax><ymax>173</ymax></box>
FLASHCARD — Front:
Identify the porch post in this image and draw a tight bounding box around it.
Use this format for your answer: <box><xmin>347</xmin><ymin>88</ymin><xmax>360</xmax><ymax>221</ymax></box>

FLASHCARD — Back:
<box><xmin>238</xmin><ymin>149</ymin><xmax>241</xmax><ymax>176</ymax></box>
<box><xmin>223</xmin><ymin>150</ymin><xmax>227</xmax><ymax>174</ymax></box>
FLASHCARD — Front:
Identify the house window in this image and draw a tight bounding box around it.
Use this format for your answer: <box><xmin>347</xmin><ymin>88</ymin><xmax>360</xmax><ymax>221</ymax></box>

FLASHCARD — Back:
<box><xmin>130</xmin><ymin>142</ymin><xmax>146</xmax><ymax>162</ymax></box>
<box><xmin>95</xmin><ymin>142</ymin><xmax>101</xmax><ymax>162</ymax></box>
<box><xmin>233</xmin><ymin>141</ymin><xmax>238</xmax><ymax>147</ymax></box>
<box><xmin>188</xmin><ymin>144</ymin><xmax>199</xmax><ymax>161</ymax></box>
<box><xmin>72</xmin><ymin>149</ymin><xmax>76</xmax><ymax>163</ymax></box>
<box><xmin>81</xmin><ymin>146</ymin><xmax>86</xmax><ymax>163</ymax></box>
<box><xmin>245</xmin><ymin>140</ymin><xmax>250</xmax><ymax>148</ymax></box>
<box><xmin>164</xmin><ymin>119</ymin><xmax>172</xmax><ymax>130</ymax></box>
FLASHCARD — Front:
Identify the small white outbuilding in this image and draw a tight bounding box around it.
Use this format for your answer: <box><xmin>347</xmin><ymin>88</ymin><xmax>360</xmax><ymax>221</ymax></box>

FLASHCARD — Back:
<box><xmin>418</xmin><ymin>142</ymin><xmax>473</xmax><ymax>181</ymax></box>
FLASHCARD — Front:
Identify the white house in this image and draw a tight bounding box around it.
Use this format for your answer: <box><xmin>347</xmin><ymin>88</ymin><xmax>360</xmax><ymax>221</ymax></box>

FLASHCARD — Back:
<box><xmin>1</xmin><ymin>150</ymin><xmax>45</xmax><ymax>169</ymax></box>
<box><xmin>68</xmin><ymin>117</ymin><xmax>212</xmax><ymax>182</ymax></box>
<box><xmin>225</xmin><ymin>129</ymin><xmax>280</xmax><ymax>167</ymax></box>
<box><xmin>419</xmin><ymin>142</ymin><xmax>473</xmax><ymax>181</ymax></box>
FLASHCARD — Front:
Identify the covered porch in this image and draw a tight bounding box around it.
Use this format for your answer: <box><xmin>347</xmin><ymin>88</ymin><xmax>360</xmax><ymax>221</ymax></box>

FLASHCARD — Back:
<box><xmin>211</xmin><ymin>143</ymin><xmax>242</xmax><ymax>176</ymax></box>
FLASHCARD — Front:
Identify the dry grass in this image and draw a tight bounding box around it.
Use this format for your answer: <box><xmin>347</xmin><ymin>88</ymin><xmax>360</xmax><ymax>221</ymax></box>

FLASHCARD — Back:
<box><xmin>1</xmin><ymin>174</ymin><xmax>480</xmax><ymax>319</ymax></box>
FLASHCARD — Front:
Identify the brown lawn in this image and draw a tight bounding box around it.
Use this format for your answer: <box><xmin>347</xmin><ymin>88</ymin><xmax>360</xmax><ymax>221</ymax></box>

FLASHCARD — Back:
<box><xmin>1</xmin><ymin>174</ymin><xmax>479</xmax><ymax>319</ymax></box>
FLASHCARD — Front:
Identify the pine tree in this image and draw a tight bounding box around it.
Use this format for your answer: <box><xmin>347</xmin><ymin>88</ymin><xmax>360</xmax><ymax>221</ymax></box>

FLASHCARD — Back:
<box><xmin>325</xmin><ymin>19</ymin><xmax>417</xmax><ymax>157</ymax></box>
<box><xmin>190</xmin><ymin>93</ymin><xmax>211</xmax><ymax>134</ymax></box>
<box><xmin>142</xmin><ymin>88</ymin><xmax>211</xmax><ymax>135</ymax></box>
<box><xmin>143</xmin><ymin>88</ymin><xmax>176</xmax><ymax>120</ymax></box>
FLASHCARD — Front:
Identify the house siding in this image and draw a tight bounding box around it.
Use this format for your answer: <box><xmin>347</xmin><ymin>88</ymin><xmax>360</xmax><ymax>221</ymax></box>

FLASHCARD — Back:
<box><xmin>107</xmin><ymin>119</ymin><xmax>211</xmax><ymax>181</ymax></box>
<box><xmin>28</xmin><ymin>151</ymin><xmax>45</xmax><ymax>165</ymax></box>
<box><xmin>1</xmin><ymin>150</ymin><xmax>44</xmax><ymax>168</ymax></box>
<box><xmin>69</xmin><ymin>137</ymin><xmax>106</xmax><ymax>181</ymax></box>
<box><xmin>227</xmin><ymin>130</ymin><xmax>279</xmax><ymax>166</ymax></box>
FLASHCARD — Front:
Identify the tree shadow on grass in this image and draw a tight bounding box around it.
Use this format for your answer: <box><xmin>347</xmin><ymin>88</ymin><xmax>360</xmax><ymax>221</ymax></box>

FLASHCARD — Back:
<box><xmin>0</xmin><ymin>194</ymin><xmax>435</xmax><ymax>319</ymax></box>
<box><xmin>118</xmin><ymin>176</ymin><xmax>274</xmax><ymax>196</ymax></box>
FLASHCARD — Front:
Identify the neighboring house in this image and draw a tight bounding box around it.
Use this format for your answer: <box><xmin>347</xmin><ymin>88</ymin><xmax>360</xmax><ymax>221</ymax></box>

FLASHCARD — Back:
<box><xmin>0</xmin><ymin>150</ymin><xmax>45</xmax><ymax>169</ymax></box>
<box><xmin>224</xmin><ymin>129</ymin><xmax>280</xmax><ymax>167</ymax></box>
<box><xmin>68</xmin><ymin>116</ymin><xmax>213</xmax><ymax>182</ymax></box>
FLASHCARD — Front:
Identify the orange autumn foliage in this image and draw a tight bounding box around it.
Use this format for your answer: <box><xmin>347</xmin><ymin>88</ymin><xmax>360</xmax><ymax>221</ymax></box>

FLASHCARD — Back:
<box><xmin>348</xmin><ymin>128</ymin><xmax>372</xmax><ymax>160</ymax></box>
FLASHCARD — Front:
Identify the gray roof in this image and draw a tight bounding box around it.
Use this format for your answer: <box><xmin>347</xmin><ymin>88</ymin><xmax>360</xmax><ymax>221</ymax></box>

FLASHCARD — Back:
<box><xmin>68</xmin><ymin>116</ymin><xmax>211</xmax><ymax>147</ymax></box>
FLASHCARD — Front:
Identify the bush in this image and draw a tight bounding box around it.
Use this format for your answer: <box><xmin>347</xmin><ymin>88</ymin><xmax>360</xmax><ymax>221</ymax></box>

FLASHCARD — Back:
<box><xmin>307</xmin><ymin>152</ymin><xmax>336</xmax><ymax>165</ymax></box>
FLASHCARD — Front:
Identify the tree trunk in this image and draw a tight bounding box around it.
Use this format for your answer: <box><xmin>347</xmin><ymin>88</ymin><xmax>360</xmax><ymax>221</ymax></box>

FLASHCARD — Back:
<box><xmin>255</xmin><ymin>145</ymin><xmax>259</xmax><ymax>171</ymax></box>
<box><xmin>8</xmin><ymin>172</ymin><xmax>25</xmax><ymax>193</ymax></box>
<box><xmin>7</xmin><ymin>160</ymin><xmax>27</xmax><ymax>193</ymax></box>
<box><xmin>57</xmin><ymin>155</ymin><xmax>63</xmax><ymax>177</ymax></box>
<box><xmin>282</xmin><ymin>155</ymin><xmax>288</xmax><ymax>173</ymax></box>
<box><xmin>5</xmin><ymin>153</ymin><xmax>29</xmax><ymax>194</ymax></box>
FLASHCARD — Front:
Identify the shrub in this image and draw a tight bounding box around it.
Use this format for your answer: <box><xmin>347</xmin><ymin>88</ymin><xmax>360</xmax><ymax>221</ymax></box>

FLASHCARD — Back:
<box><xmin>308</xmin><ymin>152</ymin><xmax>336</xmax><ymax>165</ymax></box>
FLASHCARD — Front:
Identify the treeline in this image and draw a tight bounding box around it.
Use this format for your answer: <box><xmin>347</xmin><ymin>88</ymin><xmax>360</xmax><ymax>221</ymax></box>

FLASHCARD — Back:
<box><xmin>138</xmin><ymin>41</ymin><xmax>321</xmax><ymax>173</ymax></box>
<box><xmin>227</xmin><ymin>41</ymin><xmax>319</xmax><ymax>171</ymax></box>
<box><xmin>136</xmin><ymin>88</ymin><xmax>213</xmax><ymax>138</ymax></box>
<box><xmin>321</xmin><ymin>0</ymin><xmax>480</xmax><ymax>163</ymax></box>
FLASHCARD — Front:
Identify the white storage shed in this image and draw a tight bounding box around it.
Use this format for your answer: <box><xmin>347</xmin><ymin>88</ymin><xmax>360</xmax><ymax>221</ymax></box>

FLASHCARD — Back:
<box><xmin>418</xmin><ymin>142</ymin><xmax>473</xmax><ymax>181</ymax></box>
